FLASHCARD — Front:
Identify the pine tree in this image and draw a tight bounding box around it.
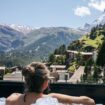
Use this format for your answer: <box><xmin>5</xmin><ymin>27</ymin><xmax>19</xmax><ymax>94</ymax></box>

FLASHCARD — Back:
<box><xmin>48</xmin><ymin>53</ymin><xmax>55</xmax><ymax>65</ymax></box>
<box><xmin>96</xmin><ymin>39</ymin><xmax>105</xmax><ymax>83</ymax></box>
<box><xmin>93</xmin><ymin>63</ymin><xmax>101</xmax><ymax>83</ymax></box>
<box><xmin>83</xmin><ymin>58</ymin><xmax>93</xmax><ymax>82</ymax></box>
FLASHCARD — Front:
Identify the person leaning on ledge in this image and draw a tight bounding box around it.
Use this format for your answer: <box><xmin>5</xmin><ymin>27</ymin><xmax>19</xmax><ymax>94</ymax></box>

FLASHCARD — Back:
<box><xmin>6</xmin><ymin>62</ymin><xmax>95</xmax><ymax>105</ymax></box>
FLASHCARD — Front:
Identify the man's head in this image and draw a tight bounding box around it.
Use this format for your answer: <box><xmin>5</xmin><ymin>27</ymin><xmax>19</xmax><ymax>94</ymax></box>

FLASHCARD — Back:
<box><xmin>22</xmin><ymin>62</ymin><xmax>50</xmax><ymax>93</ymax></box>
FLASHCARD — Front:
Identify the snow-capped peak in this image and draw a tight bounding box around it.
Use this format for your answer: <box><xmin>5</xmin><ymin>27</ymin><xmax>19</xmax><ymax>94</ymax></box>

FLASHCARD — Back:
<box><xmin>9</xmin><ymin>24</ymin><xmax>35</xmax><ymax>34</ymax></box>
<box><xmin>79</xmin><ymin>10</ymin><xmax>105</xmax><ymax>33</ymax></box>
<box><xmin>92</xmin><ymin>11</ymin><xmax>105</xmax><ymax>25</ymax></box>
<box><xmin>1</xmin><ymin>23</ymin><xmax>35</xmax><ymax>34</ymax></box>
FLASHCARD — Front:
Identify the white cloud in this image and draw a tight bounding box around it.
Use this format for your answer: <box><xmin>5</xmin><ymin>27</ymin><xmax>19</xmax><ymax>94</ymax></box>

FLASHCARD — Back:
<box><xmin>74</xmin><ymin>6</ymin><xmax>91</xmax><ymax>17</ymax></box>
<box><xmin>89</xmin><ymin>0</ymin><xmax>105</xmax><ymax>11</ymax></box>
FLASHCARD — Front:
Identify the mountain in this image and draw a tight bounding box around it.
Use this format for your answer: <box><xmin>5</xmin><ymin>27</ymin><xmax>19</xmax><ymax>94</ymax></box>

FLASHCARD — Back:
<box><xmin>79</xmin><ymin>10</ymin><xmax>105</xmax><ymax>32</ymax></box>
<box><xmin>14</xmin><ymin>27</ymin><xmax>83</xmax><ymax>61</ymax></box>
<box><xmin>0</xmin><ymin>26</ymin><xmax>83</xmax><ymax>65</ymax></box>
<box><xmin>0</xmin><ymin>25</ymin><xmax>83</xmax><ymax>55</ymax></box>
<box><xmin>1</xmin><ymin>24</ymin><xmax>35</xmax><ymax>34</ymax></box>
<box><xmin>23</xmin><ymin>27</ymin><xmax>82</xmax><ymax>46</ymax></box>
<box><xmin>92</xmin><ymin>10</ymin><xmax>105</xmax><ymax>26</ymax></box>
<box><xmin>0</xmin><ymin>25</ymin><xmax>25</xmax><ymax>52</ymax></box>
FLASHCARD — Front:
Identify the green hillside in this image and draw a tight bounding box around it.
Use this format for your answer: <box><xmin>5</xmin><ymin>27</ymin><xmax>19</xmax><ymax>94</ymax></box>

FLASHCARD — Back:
<box><xmin>68</xmin><ymin>25</ymin><xmax>105</xmax><ymax>52</ymax></box>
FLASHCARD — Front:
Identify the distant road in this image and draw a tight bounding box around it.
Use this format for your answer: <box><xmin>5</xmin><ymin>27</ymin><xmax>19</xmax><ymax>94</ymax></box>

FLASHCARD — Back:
<box><xmin>68</xmin><ymin>66</ymin><xmax>85</xmax><ymax>83</ymax></box>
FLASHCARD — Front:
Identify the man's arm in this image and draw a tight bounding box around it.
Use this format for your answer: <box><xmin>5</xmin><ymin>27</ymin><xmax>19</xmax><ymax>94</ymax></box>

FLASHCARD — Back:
<box><xmin>49</xmin><ymin>93</ymin><xmax>95</xmax><ymax>105</ymax></box>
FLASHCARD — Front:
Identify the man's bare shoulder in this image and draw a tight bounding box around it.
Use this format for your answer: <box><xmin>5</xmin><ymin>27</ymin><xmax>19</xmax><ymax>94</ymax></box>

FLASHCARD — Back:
<box><xmin>48</xmin><ymin>93</ymin><xmax>68</xmax><ymax>97</ymax></box>
<box><xmin>6</xmin><ymin>93</ymin><xmax>22</xmax><ymax>105</ymax></box>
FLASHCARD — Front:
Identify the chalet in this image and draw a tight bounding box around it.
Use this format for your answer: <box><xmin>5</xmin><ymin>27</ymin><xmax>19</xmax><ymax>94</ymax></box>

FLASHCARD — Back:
<box><xmin>50</xmin><ymin>65</ymin><xmax>69</xmax><ymax>82</ymax></box>
<box><xmin>66</xmin><ymin>50</ymin><xmax>93</xmax><ymax>61</ymax></box>
<box><xmin>55</xmin><ymin>54</ymin><xmax>63</xmax><ymax>57</ymax></box>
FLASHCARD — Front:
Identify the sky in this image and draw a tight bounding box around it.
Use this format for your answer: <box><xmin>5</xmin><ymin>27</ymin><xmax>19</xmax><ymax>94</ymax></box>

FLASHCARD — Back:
<box><xmin>0</xmin><ymin>0</ymin><xmax>105</xmax><ymax>28</ymax></box>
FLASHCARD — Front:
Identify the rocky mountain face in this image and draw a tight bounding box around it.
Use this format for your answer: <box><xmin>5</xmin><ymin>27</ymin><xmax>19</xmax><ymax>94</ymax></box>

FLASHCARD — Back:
<box><xmin>8</xmin><ymin>24</ymin><xmax>35</xmax><ymax>34</ymax></box>
<box><xmin>92</xmin><ymin>11</ymin><xmax>105</xmax><ymax>26</ymax></box>
<box><xmin>1</xmin><ymin>24</ymin><xmax>35</xmax><ymax>34</ymax></box>
<box><xmin>79</xmin><ymin>11</ymin><xmax>105</xmax><ymax>33</ymax></box>
<box><xmin>0</xmin><ymin>25</ymin><xmax>24</xmax><ymax>52</ymax></box>
<box><xmin>20</xmin><ymin>27</ymin><xmax>83</xmax><ymax>60</ymax></box>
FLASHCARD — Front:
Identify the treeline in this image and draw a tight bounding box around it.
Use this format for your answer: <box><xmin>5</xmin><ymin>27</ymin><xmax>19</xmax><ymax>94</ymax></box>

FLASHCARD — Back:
<box><xmin>81</xmin><ymin>24</ymin><xmax>105</xmax><ymax>83</ymax></box>
<box><xmin>81</xmin><ymin>39</ymin><xmax>105</xmax><ymax>83</ymax></box>
<box><xmin>48</xmin><ymin>44</ymin><xmax>67</xmax><ymax>65</ymax></box>
<box><xmin>68</xmin><ymin>24</ymin><xmax>105</xmax><ymax>52</ymax></box>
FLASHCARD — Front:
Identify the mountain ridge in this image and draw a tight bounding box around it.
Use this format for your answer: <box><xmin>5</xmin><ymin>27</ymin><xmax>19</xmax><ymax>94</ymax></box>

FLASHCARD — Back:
<box><xmin>79</xmin><ymin>11</ymin><xmax>105</xmax><ymax>33</ymax></box>
<box><xmin>1</xmin><ymin>10</ymin><xmax>105</xmax><ymax>63</ymax></box>
<box><xmin>1</xmin><ymin>23</ymin><xmax>35</xmax><ymax>34</ymax></box>
<box><xmin>0</xmin><ymin>25</ymin><xmax>83</xmax><ymax>64</ymax></box>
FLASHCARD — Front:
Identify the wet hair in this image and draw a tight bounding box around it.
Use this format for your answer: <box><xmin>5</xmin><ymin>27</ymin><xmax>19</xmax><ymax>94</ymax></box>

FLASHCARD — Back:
<box><xmin>22</xmin><ymin>62</ymin><xmax>50</xmax><ymax>93</ymax></box>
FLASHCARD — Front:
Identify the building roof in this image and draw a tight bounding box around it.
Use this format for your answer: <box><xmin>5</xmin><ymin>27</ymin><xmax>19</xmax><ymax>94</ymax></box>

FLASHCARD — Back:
<box><xmin>66</xmin><ymin>50</ymin><xmax>93</xmax><ymax>55</ymax></box>
<box><xmin>50</xmin><ymin>65</ymin><xmax>66</xmax><ymax>68</ymax></box>
<box><xmin>55</xmin><ymin>55</ymin><xmax>63</xmax><ymax>57</ymax></box>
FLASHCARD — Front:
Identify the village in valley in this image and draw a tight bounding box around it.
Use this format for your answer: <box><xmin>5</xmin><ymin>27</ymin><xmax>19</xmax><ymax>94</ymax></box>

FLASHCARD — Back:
<box><xmin>0</xmin><ymin>47</ymin><xmax>99</xmax><ymax>84</ymax></box>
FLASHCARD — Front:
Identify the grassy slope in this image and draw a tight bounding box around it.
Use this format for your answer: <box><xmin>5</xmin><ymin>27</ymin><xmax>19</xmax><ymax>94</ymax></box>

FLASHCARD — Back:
<box><xmin>79</xmin><ymin>30</ymin><xmax>104</xmax><ymax>50</ymax></box>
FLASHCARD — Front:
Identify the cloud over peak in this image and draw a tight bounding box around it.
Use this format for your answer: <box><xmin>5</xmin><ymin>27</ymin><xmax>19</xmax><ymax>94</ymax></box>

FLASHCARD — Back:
<box><xmin>74</xmin><ymin>6</ymin><xmax>91</xmax><ymax>17</ymax></box>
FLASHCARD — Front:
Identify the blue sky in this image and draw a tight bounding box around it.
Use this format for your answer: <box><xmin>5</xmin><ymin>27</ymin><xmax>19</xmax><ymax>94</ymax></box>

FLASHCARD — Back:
<box><xmin>0</xmin><ymin>0</ymin><xmax>105</xmax><ymax>28</ymax></box>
